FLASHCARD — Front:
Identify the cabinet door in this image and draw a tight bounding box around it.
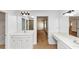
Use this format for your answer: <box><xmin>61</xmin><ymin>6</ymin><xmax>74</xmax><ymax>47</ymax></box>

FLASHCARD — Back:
<box><xmin>57</xmin><ymin>40</ymin><xmax>71</xmax><ymax>49</ymax></box>
<box><xmin>21</xmin><ymin>38</ymin><xmax>33</xmax><ymax>49</ymax></box>
<box><xmin>10</xmin><ymin>36</ymin><xmax>22</xmax><ymax>49</ymax></box>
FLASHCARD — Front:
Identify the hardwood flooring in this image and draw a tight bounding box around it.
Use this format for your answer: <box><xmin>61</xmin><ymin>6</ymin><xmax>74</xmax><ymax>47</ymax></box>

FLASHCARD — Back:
<box><xmin>33</xmin><ymin>30</ymin><xmax>57</xmax><ymax>49</ymax></box>
<box><xmin>0</xmin><ymin>44</ymin><xmax>5</xmax><ymax>49</ymax></box>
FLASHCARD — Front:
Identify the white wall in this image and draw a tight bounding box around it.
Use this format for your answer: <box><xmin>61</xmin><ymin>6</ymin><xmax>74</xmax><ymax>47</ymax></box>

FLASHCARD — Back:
<box><xmin>30</xmin><ymin>10</ymin><xmax>60</xmax><ymax>44</ymax></box>
<box><xmin>59</xmin><ymin>16</ymin><xmax>69</xmax><ymax>35</ymax></box>
<box><xmin>7</xmin><ymin>15</ymin><xmax>17</xmax><ymax>34</ymax></box>
<box><xmin>5</xmin><ymin>10</ymin><xmax>69</xmax><ymax>44</ymax></box>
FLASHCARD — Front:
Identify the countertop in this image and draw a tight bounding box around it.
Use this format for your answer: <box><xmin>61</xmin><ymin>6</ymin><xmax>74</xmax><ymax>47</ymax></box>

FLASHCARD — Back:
<box><xmin>53</xmin><ymin>33</ymin><xmax>79</xmax><ymax>49</ymax></box>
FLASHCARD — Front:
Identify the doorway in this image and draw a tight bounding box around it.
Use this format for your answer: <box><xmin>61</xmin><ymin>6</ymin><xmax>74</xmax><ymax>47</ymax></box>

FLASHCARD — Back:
<box><xmin>37</xmin><ymin>16</ymin><xmax>48</xmax><ymax>48</ymax></box>
<box><xmin>0</xmin><ymin>12</ymin><xmax>5</xmax><ymax>49</ymax></box>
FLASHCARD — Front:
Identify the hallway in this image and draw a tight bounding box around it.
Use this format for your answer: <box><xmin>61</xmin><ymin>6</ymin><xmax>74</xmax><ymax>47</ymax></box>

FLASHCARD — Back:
<box><xmin>33</xmin><ymin>30</ymin><xmax>57</xmax><ymax>49</ymax></box>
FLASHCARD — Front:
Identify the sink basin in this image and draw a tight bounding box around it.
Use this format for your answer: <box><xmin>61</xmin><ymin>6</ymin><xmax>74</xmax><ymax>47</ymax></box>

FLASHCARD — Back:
<box><xmin>74</xmin><ymin>40</ymin><xmax>79</xmax><ymax>44</ymax></box>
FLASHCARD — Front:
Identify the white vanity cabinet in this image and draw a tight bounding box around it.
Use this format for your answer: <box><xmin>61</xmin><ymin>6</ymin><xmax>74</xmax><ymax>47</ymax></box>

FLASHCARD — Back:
<box><xmin>6</xmin><ymin>15</ymin><xmax>37</xmax><ymax>49</ymax></box>
<box><xmin>53</xmin><ymin>33</ymin><xmax>71</xmax><ymax>49</ymax></box>
<box><xmin>57</xmin><ymin>40</ymin><xmax>71</xmax><ymax>49</ymax></box>
<box><xmin>8</xmin><ymin>33</ymin><xmax>33</xmax><ymax>49</ymax></box>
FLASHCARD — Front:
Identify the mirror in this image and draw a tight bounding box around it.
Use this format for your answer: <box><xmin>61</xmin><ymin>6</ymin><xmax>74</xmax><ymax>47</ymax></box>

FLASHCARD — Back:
<box><xmin>29</xmin><ymin>20</ymin><xmax>34</xmax><ymax>30</ymax></box>
<box><xmin>22</xmin><ymin>18</ymin><xmax>34</xmax><ymax>31</ymax></box>
<box><xmin>22</xmin><ymin>18</ymin><xmax>25</xmax><ymax>30</ymax></box>
<box><xmin>69</xmin><ymin>16</ymin><xmax>79</xmax><ymax>37</ymax></box>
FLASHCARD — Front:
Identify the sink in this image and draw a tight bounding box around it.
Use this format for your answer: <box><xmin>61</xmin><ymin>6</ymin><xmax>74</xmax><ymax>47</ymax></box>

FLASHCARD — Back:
<box><xmin>74</xmin><ymin>40</ymin><xmax>79</xmax><ymax>44</ymax></box>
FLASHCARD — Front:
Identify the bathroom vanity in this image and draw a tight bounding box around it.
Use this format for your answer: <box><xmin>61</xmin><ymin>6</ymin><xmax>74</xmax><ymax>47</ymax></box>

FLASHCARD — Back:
<box><xmin>5</xmin><ymin>13</ymin><xmax>37</xmax><ymax>49</ymax></box>
<box><xmin>6</xmin><ymin>32</ymin><xmax>34</xmax><ymax>49</ymax></box>
<box><xmin>53</xmin><ymin>33</ymin><xmax>79</xmax><ymax>49</ymax></box>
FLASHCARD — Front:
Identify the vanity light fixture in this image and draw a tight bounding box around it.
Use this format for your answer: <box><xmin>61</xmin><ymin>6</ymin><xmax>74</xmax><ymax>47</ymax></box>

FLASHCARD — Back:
<box><xmin>21</xmin><ymin>11</ymin><xmax>35</xmax><ymax>20</ymax></box>
<box><xmin>63</xmin><ymin>10</ymin><xmax>76</xmax><ymax>16</ymax></box>
<box><xmin>63</xmin><ymin>10</ymin><xmax>74</xmax><ymax>15</ymax></box>
<box><xmin>21</xmin><ymin>11</ymin><xmax>30</xmax><ymax>16</ymax></box>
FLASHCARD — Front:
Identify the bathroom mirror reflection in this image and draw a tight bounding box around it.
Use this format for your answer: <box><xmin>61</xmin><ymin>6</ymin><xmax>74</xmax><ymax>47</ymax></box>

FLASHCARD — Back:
<box><xmin>69</xmin><ymin>16</ymin><xmax>79</xmax><ymax>37</ymax></box>
<box><xmin>22</xmin><ymin>18</ymin><xmax>34</xmax><ymax>31</ymax></box>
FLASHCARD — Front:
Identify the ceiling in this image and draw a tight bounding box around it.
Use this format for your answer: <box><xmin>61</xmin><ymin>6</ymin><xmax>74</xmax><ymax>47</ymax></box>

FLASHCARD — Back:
<box><xmin>1</xmin><ymin>10</ymin><xmax>79</xmax><ymax>16</ymax></box>
<box><xmin>3</xmin><ymin>10</ymin><xmax>65</xmax><ymax>16</ymax></box>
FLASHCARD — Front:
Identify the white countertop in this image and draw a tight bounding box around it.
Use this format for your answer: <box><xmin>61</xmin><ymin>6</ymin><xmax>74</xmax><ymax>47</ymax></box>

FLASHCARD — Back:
<box><xmin>8</xmin><ymin>31</ymin><xmax>34</xmax><ymax>36</ymax></box>
<box><xmin>53</xmin><ymin>33</ymin><xmax>79</xmax><ymax>49</ymax></box>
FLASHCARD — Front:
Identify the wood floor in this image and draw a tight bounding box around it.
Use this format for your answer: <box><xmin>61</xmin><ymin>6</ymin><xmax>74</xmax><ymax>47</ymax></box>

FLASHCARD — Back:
<box><xmin>0</xmin><ymin>45</ymin><xmax>5</xmax><ymax>49</ymax></box>
<box><xmin>33</xmin><ymin>30</ymin><xmax>57</xmax><ymax>49</ymax></box>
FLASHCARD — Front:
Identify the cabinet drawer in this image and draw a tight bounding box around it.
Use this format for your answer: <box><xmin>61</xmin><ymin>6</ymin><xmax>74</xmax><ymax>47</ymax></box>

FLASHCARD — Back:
<box><xmin>11</xmin><ymin>36</ymin><xmax>32</xmax><ymax>39</ymax></box>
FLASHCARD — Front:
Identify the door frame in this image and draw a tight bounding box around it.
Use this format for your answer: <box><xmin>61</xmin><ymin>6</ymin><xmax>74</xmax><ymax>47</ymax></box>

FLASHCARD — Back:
<box><xmin>37</xmin><ymin>16</ymin><xmax>48</xmax><ymax>43</ymax></box>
